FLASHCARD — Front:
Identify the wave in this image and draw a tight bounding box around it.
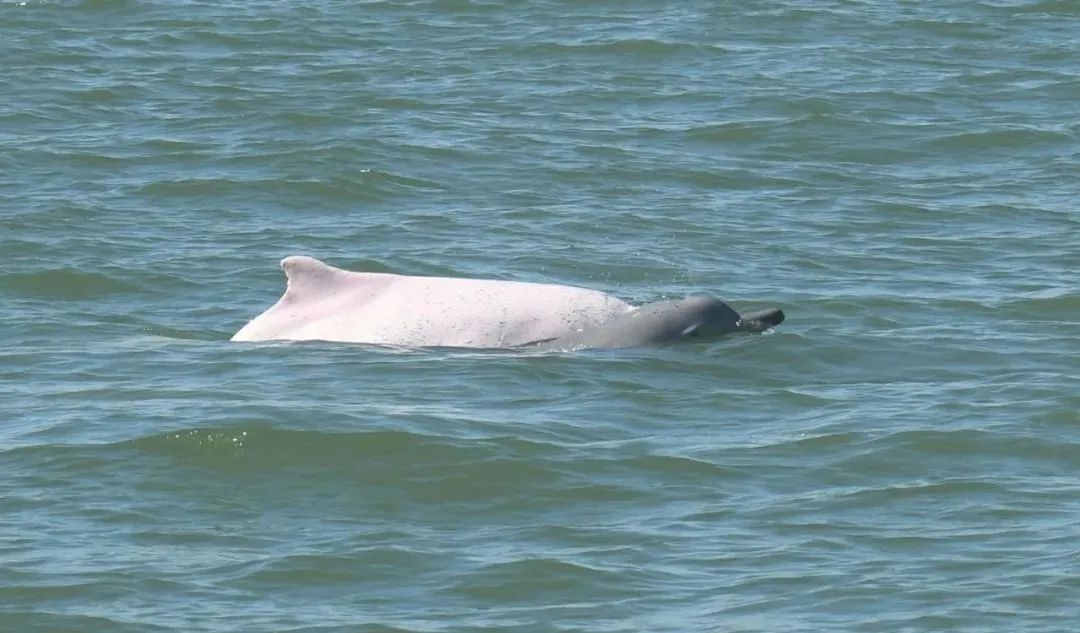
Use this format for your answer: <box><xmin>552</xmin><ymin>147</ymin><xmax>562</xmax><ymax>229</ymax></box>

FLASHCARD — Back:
<box><xmin>923</xmin><ymin>127</ymin><xmax>1074</xmax><ymax>151</ymax></box>
<box><xmin>517</xmin><ymin>37</ymin><xmax>699</xmax><ymax>59</ymax></box>
<box><xmin>1</xmin><ymin>269</ymin><xmax>138</xmax><ymax>299</ymax></box>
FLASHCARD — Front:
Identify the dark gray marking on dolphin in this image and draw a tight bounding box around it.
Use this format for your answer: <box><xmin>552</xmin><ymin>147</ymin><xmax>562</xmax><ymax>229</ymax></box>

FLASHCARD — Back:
<box><xmin>529</xmin><ymin>296</ymin><xmax>785</xmax><ymax>351</ymax></box>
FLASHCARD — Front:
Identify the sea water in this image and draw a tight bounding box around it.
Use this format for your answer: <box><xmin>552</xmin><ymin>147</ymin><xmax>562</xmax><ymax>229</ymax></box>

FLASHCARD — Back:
<box><xmin>2</xmin><ymin>1</ymin><xmax>1078</xmax><ymax>631</ymax></box>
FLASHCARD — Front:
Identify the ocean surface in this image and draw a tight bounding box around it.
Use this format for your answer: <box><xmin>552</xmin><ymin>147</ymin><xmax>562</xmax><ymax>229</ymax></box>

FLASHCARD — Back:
<box><xmin>3</xmin><ymin>1</ymin><xmax>1079</xmax><ymax>631</ymax></box>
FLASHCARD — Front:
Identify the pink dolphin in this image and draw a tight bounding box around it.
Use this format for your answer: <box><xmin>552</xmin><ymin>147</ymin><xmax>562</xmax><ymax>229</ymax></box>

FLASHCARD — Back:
<box><xmin>231</xmin><ymin>256</ymin><xmax>784</xmax><ymax>349</ymax></box>
<box><xmin>231</xmin><ymin>256</ymin><xmax>633</xmax><ymax>347</ymax></box>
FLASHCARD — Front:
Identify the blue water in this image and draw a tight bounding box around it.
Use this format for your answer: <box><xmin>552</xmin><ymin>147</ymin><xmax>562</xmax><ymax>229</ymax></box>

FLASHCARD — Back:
<box><xmin>2</xmin><ymin>1</ymin><xmax>1079</xmax><ymax>631</ymax></box>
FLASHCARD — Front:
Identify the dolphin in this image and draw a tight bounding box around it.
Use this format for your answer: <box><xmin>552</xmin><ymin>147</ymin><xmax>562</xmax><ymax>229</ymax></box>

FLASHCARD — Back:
<box><xmin>231</xmin><ymin>256</ymin><xmax>784</xmax><ymax>349</ymax></box>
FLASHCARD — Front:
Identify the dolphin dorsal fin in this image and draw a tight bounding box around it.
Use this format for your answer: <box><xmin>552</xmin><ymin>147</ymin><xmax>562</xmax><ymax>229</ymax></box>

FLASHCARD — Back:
<box><xmin>280</xmin><ymin>255</ymin><xmax>345</xmax><ymax>299</ymax></box>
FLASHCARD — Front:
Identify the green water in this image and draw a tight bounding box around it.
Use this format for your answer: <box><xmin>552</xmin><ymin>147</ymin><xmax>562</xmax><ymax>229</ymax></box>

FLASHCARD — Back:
<box><xmin>2</xmin><ymin>1</ymin><xmax>1078</xmax><ymax>631</ymax></box>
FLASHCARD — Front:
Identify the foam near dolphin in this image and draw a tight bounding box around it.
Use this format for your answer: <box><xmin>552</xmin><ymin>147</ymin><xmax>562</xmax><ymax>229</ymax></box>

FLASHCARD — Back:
<box><xmin>231</xmin><ymin>256</ymin><xmax>784</xmax><ymax>349</ymax></box>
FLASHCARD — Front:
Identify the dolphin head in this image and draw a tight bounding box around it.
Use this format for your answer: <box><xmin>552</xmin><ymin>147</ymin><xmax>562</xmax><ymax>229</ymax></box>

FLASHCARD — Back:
<box><xmin>530</xmin><ymin>295</ymin><xmax>785</xmax><ymax>351</ymax></box>
<box><xmin>679</xmin><ymin>296</ymin><xmax>785</xmax><ymax>338</ymax></box>
<box><xmin>677</xmin><ymin>295</ymin><xmax>744</xmax><ymax>339</ymax></box>
<box><xmin>734</xmin><ymin>307</ymin><xmax>786</xmax><ymax>333</ymax></box>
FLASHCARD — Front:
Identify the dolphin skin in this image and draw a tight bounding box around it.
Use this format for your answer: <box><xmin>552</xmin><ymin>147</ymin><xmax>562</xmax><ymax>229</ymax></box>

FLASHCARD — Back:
<box><xmin>232</xmin><ymin>256</ymin><xmax>784</xmax><ymax>349</ymax></box>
